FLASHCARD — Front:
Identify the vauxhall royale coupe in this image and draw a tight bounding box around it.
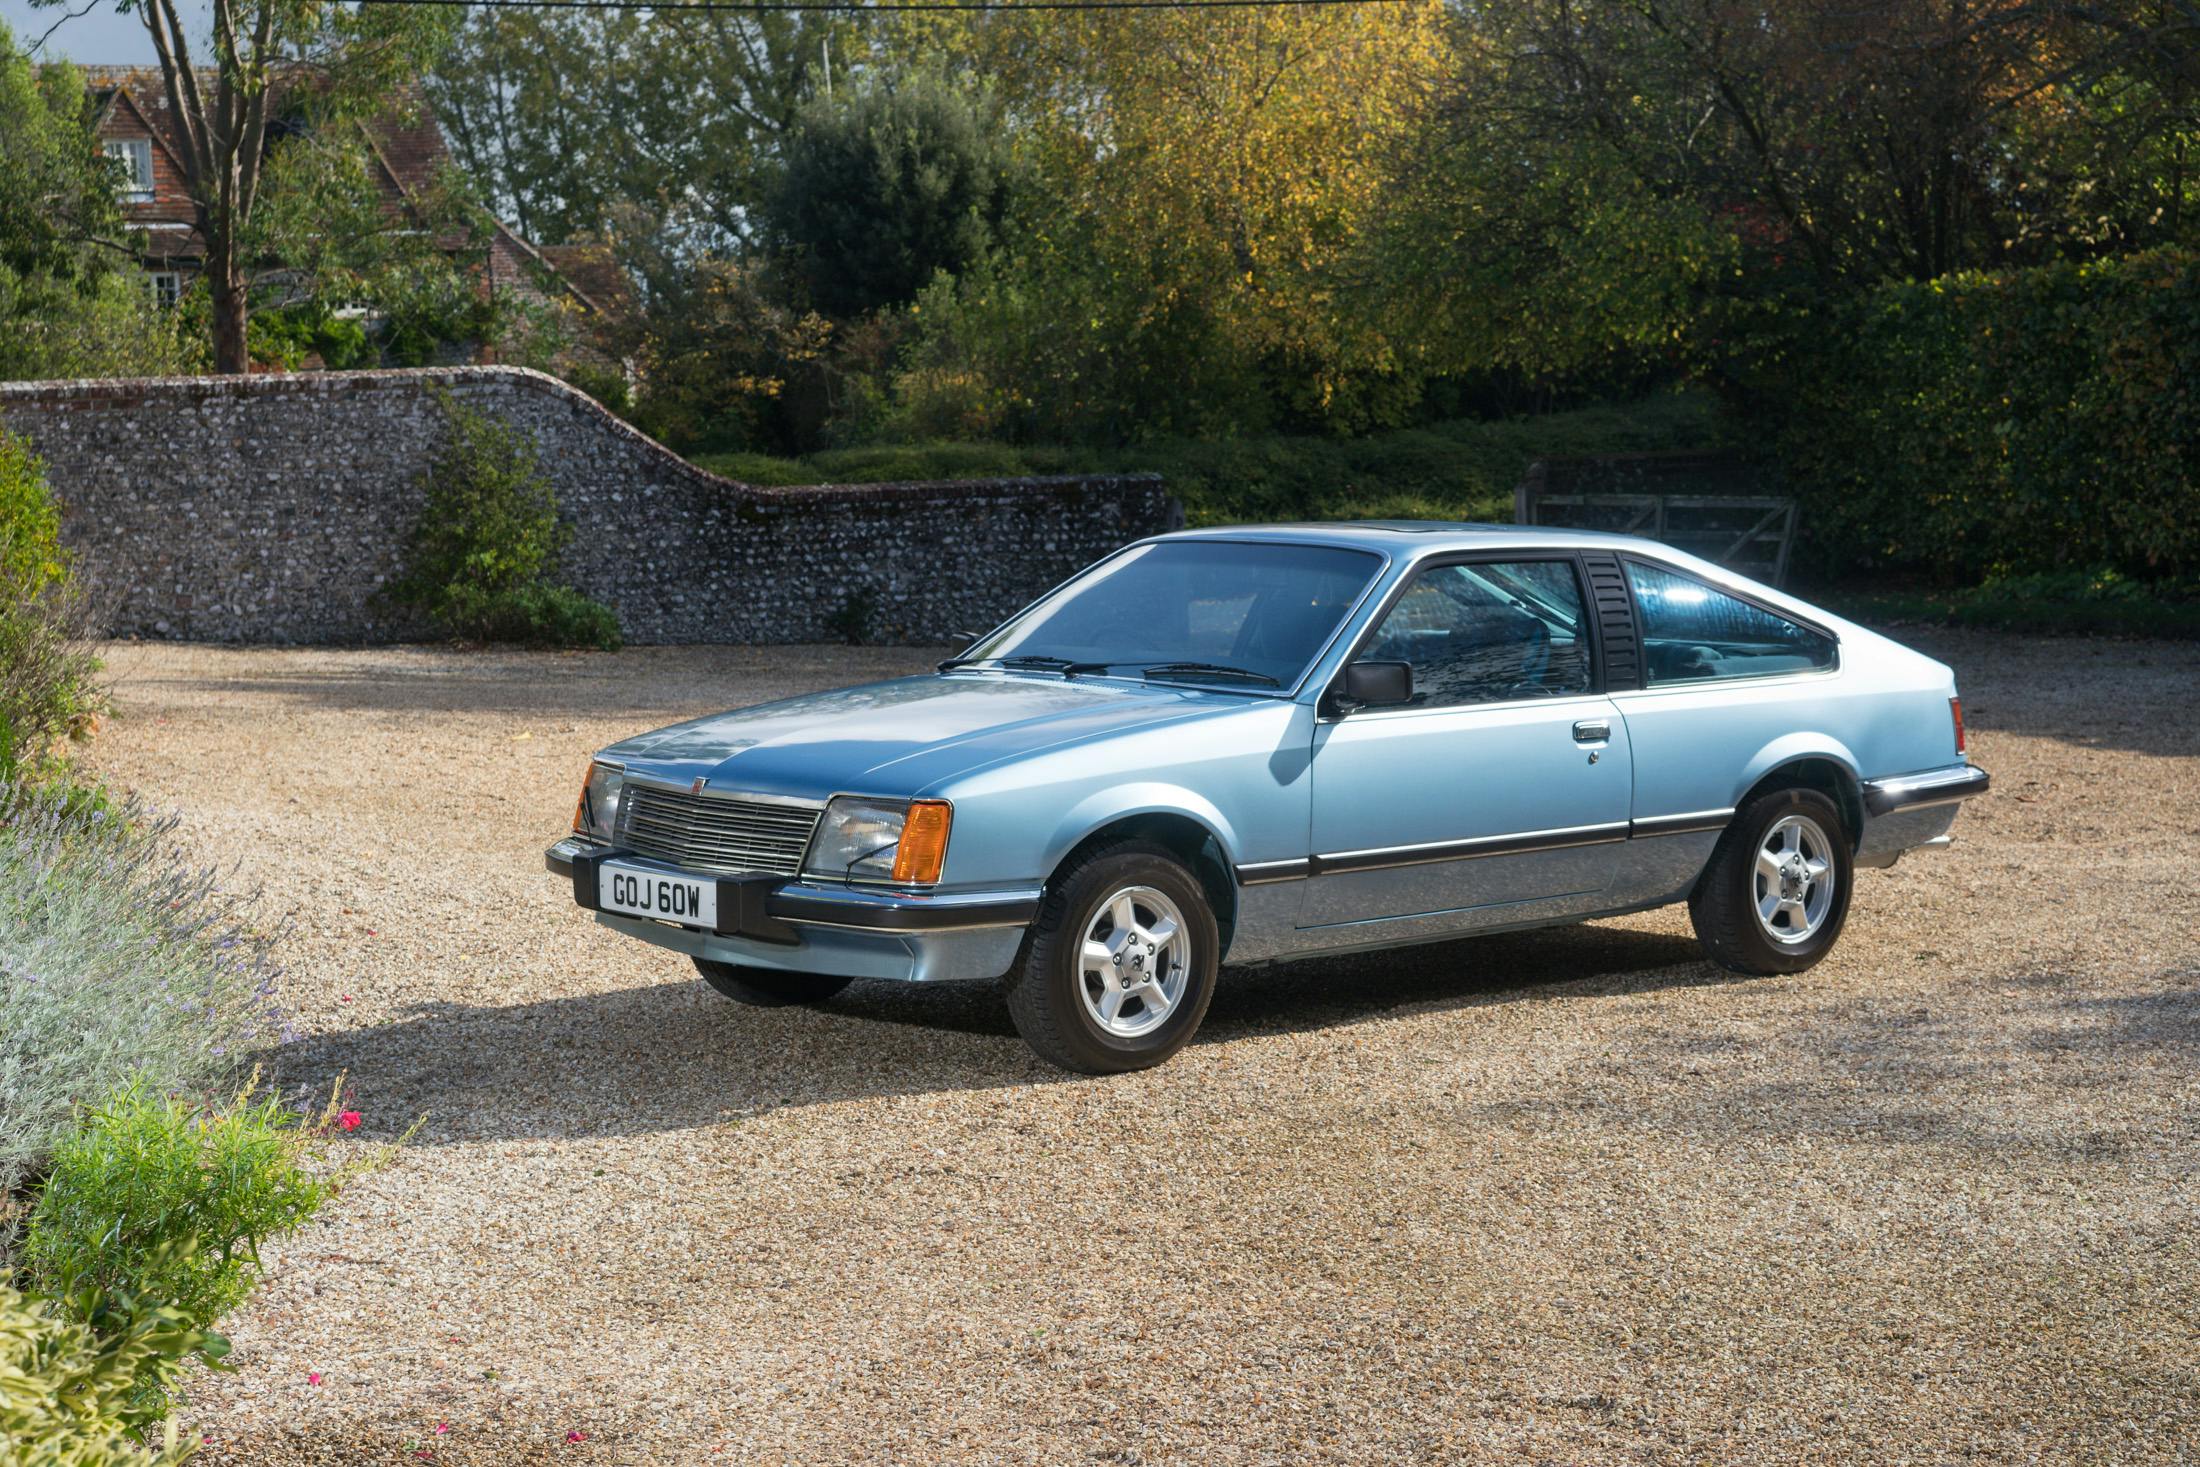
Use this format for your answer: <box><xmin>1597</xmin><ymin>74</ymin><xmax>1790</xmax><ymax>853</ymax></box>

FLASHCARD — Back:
<box><xmin>548</xmin><ymin>524</ymin><xmax>1988</xmax><ymax>1073</ymax></box>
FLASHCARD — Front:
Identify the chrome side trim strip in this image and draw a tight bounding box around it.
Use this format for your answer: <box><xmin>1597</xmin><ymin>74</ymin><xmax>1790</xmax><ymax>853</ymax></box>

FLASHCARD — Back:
<box><xmin>1236</xmin><ymin>858</ymin><xmax>1314</xmax><ymax>886</ymax></box>
<box><xmin>1864</xmin><ymin>764</ymin><xmax>1990</xmax><ymax>816</ymax></box>
<box><xmin>1314</xmin><ymin>821</ymin><xmax>1631</xmax><ymax>876</ymax></box>
<box><xmin>1629</xmin><ymin>808</ymin><xmax>1735</xmax><ymax>839</ymax></box>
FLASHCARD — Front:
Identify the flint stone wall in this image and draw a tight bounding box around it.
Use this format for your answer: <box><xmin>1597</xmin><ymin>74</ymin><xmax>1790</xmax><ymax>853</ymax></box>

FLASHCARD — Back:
<box><xmin>0</xmin><ymin>367</ymin><xmax>1179</xmax><ymax>644</ymax></box>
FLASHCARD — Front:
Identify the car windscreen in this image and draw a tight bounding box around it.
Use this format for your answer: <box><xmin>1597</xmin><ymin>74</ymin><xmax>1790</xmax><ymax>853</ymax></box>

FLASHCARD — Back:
<box><xmin>965</xmin><ymin>541</ymin><xmax>1384</xmax><ymax>688</ymax></box>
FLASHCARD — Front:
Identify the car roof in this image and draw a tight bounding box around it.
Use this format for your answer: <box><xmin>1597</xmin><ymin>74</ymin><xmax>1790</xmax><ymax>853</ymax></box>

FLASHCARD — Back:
<box><xmin>1150</xmin><ymin>520</ymin><xmax>1664</xmax><ymax>555</ymax></box>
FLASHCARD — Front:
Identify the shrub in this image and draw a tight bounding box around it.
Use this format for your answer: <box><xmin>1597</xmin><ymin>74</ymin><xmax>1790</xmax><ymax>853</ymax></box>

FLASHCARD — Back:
<box><xmin>439</xmin><ymin>580</ymin><xmax>622</xmax><ymax>652</ymax></box>
<box><xmin>0</xmin><ymin>1278</ymin><xmax>224</xmax><ymax>1465</ymax></box>
<box><xmin>0</xmin><ymin>429</ymin><xmax>65</xmax><ymax>592</ymax></box>
<box><xmin>246</xmin><ymin>301</ymin><xmax>371</xmax><ymax>372</ymax></box>
<box><xmin>0</xmin><ymin>429</ymin><xmax>104</xmax><ymax>780</ymax></box>
<box><xmin>22</xmin><ymin>1078</ymin><xmax>337</xmax><ymax>1338</ymax></box>
<box><xmin>1823</xmin><ymin>567</ymin><xmax>2200</xmax><ymax>639</ymax></box>
<box><xmin>388</xmin><ymin>393</ymin><xmax>621</xmax><ymax>649</ymax></box>
<box><xmin>1727</xmin><ymin>248</ymin><xmax>2200</xmax><ymax>581</ymax></box>
<box><xmin>559</xmin><ymin>360</ymin><xmax>632</xmax><ymax>416</ymax></box>
<box><xmin>0</xmin><ymin>784</ymin><xmax>284</xmax><ymax>1203</ymax></box>
<box><xmin>690</xmin><ymin>392</ymin><xmax>1718</xmax><ymax>528</ymax></box>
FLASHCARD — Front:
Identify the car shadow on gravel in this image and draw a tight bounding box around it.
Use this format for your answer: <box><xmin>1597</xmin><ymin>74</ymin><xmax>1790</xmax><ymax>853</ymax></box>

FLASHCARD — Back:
<box><xmin>274</xmin><ymin>923</ymin><xmax>1723</xmax><ymax>1144</ymax></box>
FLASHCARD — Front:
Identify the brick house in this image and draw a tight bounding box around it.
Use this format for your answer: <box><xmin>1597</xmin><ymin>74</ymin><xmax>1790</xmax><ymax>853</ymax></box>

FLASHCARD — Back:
<box><xmin>85</xmin><ymin>67</ymin><xmax>622</xmax><ymax>362</ymax></box>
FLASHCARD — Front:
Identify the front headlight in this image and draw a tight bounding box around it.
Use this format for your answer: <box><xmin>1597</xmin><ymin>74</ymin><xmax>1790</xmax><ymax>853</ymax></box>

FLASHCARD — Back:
<box><xmin>572</xmin><ymin>761</ymin><xmax>626</xmax><ymax>843</ymax></box>
<box><xmin>805</xmin><ymin>796</ymin><xmax>952</xmax><ymax>884</ymax></box>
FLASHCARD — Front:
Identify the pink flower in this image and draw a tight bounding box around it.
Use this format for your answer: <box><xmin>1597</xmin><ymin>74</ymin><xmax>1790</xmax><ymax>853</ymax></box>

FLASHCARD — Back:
<box><xmin>566</xmin><ymin>1430</ymin><xmax>588</xmax><ymax>1443</ymax></box>
<box><xmin>337</xmin><ymin>1111</ymin><xmax>362</xmax><ymax>1132</ymax></box>
<box><xmin>435</xmin><ymin>1424</ymin><xmax>450</xmax><ymax>1436</ymax></box>
<box><xmin>307</xmin><ymin>1371</ymin><xmax>323</xmax><ymax>1385</ymax></box>
<box><xmin>339</xmin><ymin>994</ymin><xmax>354</xmax><ymax>1004</ymax></box>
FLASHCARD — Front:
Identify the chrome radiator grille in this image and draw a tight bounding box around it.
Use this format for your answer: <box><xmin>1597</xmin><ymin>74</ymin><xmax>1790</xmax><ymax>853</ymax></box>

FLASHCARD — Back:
<box><xmin>617</xmin><ymin>786</ymin><xmax>821</xmax><ymax>877</ymax></box>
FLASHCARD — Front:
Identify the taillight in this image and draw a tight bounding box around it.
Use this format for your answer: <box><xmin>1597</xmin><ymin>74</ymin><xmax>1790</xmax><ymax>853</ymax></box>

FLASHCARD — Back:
<box><xmin>1950</xmin><ymin>696</ymin><xmax>1966</xmax><ymax>754</ymax></box>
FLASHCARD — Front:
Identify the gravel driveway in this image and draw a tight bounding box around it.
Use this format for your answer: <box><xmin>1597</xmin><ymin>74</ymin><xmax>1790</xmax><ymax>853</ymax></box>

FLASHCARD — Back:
<box><xmin>83</xmin><ymin>631</ymin><xmax>2198</xmax><ymax>1465</ymax></box>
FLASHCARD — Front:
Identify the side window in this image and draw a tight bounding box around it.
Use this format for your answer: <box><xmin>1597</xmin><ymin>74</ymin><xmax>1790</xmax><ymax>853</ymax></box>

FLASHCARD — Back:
<box><xmin>1356</xmin><ymin>559</ymin><xmax>1593</xmax><ymax>709</ymax></box>
<box><xmin>1627</xmin><ymin>561</ymin><xmax>1835</xmax><ymax>686</ymax></box>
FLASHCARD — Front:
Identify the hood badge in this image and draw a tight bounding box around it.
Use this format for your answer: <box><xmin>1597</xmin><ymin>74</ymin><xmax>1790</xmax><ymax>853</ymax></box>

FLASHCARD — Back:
<box><xmin>690</xmin><ymin>776</ymin><xmax>708</xmax><ymax>794</ymax></box>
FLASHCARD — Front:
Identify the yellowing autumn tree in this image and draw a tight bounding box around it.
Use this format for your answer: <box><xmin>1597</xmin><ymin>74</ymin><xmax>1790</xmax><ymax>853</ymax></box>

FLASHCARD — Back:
<box><xmin>901</xmin><ymin>2</ymin><xmax>1451</xmax><ymax>437</ymax></box>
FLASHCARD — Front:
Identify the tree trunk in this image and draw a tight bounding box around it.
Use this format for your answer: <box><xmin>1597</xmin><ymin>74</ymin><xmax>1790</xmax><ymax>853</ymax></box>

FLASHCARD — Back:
<box><xmin>209</xmin><ymin>276</ymin><xmax>250</xmax><ymax>374</ymax></box>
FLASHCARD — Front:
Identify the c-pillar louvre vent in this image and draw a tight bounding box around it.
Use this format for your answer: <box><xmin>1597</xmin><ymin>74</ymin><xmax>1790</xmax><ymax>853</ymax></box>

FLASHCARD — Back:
<box><xmin>1581</xmin><ymin>553</ymin><xmax>1642</xmax><ymax>692</ymax></box>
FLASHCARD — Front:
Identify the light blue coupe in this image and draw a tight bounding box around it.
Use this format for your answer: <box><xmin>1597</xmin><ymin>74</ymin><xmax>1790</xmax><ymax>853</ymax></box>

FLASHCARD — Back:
<box><xmin>549</xmin><ymin>524</ymin><xmax>1988</xmax><ymax>1072</ymax></box>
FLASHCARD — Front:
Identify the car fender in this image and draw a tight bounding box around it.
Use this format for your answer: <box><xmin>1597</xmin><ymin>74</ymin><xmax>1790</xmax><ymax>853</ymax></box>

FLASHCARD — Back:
<box><xmin>1043</xmin><ymin>782</ymin><xmax>1240</xmax><ymax>877</ymax></box>
<box><xmin>1730</xmin><ymin>732</ymin><xmax>1863</xmax><ymax>807</ymax></box>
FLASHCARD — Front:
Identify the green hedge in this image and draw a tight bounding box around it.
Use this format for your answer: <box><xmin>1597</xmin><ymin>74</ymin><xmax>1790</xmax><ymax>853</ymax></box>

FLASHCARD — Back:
<box><xmin>691</xmin><ymin>393</ymin><xmax>1718</xmax><ymax>527</ymax></box>
<box><xmin>1740</xmin><ymin>249</ymin><xmax>2200</xmax><ymax>582</ymax></box>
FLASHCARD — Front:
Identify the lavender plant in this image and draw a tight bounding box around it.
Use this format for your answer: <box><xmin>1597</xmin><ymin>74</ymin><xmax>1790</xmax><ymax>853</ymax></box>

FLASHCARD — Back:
<box><xmin>0</xmin><ymin>782</ymin><xmax>288</xmax><ymax>1209</ymax></box>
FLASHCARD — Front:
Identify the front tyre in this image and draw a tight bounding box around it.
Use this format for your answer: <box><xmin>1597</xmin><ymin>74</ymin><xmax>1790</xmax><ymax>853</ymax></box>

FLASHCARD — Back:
<box><xmin>1005</xmin><ymin>841</ymin><xmax>1220</xmax><ymax>1074</ymax></box>
<box><xmin>694</xmin><ymin>958</ymin><xmax>853</xmax><ymax>1008</ymax></box>
<box><xmin>1689</xmin><ymin>787</ymin><xmax>1854</xmax><ymax>976</ymax></box>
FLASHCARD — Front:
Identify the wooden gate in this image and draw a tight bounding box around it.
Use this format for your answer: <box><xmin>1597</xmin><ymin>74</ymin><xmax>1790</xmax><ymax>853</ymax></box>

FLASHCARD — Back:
<box><xmin>1513</xmin><ymin>452</ymin><xmax>1798</xmax><ymax>586</ymax></box>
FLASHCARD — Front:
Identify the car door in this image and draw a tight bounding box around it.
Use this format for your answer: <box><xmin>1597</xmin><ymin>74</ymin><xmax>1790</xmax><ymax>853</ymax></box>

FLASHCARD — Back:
<box><xmin>1302</xmin><ymin>555</ymin><xmax>1633</xmax><ymax>931</ymax></box>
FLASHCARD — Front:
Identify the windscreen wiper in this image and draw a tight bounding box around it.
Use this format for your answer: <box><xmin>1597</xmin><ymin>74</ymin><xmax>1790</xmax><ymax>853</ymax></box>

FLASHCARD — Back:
<box><xmin>936</xmin><ymin>654</ymin><xmax>1113</xmax><ymax>676</ymax></box>
<box><xmin>1136</xmin><ymin>662</ymin><xmax>1281</xmax><ymax>686</ymax></box>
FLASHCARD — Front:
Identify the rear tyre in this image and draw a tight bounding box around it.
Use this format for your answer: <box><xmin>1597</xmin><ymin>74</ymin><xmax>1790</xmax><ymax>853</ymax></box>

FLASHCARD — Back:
<box><xmin>694</xmin><ymin>958</ymin><xmax>853</xmax><ymax>1008</ymax></box>
<box><xmin>1004</xmin><ymin>840</ymin><xmax>1220</xmax><ymax>1074</ymax></box>
<box><xmin>1690</xmin><ymin>786</ymin><xmax>1853</xmax><ymax>975</ymax></box>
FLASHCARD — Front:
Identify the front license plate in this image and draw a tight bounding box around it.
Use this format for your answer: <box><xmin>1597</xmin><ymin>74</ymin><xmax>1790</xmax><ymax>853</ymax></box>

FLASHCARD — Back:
<box><xmin>598</xmin><ymin>861</ymin><xmax>718</xmax><ymax>929</ymax></box>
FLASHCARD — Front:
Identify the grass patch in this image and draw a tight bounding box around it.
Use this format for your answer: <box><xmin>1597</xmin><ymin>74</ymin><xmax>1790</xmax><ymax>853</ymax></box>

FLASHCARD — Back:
<box><xmin>690</xmin><ymin>391</ymin><xmax>1719</xmax><ymax>526</ymax></box>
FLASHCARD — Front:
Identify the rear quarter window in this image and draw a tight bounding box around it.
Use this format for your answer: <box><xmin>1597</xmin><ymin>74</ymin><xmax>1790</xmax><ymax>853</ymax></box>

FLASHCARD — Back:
<box><xmin>1626</xmin><ymin>561</ymin><xmax>1835</xmax><ymax>687</ymax></box>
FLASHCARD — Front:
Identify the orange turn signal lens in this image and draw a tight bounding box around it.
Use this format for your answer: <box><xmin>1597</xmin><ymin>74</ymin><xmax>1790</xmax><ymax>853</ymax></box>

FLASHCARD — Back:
<box><xmin>1950</xmin><ymin>696</ymin><xmax>1966</xmax><ymax>754</ymax></box>
<box><xmin>571</xmin><ymin>764</ymin><xmax>593</xmax><ymax>834</ymax></box>
<box><xmin>892</xmin><ymin>800</ymin><xmax>953</xmax><ymax>885</ymax></box>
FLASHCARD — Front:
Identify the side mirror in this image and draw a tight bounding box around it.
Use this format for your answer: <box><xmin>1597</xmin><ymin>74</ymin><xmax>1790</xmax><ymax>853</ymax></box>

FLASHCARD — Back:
<box><xmin>1326</xmin><ymin>660</ymin><xmax>1412</xmax><ymax>716</ymax></box>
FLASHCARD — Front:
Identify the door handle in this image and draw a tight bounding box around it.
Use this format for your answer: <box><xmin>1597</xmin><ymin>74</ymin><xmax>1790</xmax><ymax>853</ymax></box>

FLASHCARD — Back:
<box><xmin>1573</xmin><ymin>719</ymin><xmax>1611</xmax><ymax>743</ymax></box>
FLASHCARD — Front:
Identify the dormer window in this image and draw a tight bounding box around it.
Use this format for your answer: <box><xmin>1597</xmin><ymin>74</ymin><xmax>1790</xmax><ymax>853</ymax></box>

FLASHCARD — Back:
<box><xmin>104</xmin><ymin>138</ymin><xmax>154</xmax><ymax>203</ymax></box>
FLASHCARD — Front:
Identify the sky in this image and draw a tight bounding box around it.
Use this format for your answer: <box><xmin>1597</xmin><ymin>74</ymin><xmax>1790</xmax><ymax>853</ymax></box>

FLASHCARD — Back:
<box><xmin>0</xmin><ymin>0</ymin><xmax>213</xmax><ymax>65</ymax></box>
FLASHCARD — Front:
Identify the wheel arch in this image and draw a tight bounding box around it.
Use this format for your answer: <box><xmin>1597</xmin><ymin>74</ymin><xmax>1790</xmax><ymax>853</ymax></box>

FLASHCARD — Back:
<box><xmin>1732</xmin><ymin>742</ymin><xmax>1866</xmax><ymax>847</ymax></box>
<box><xmin>1043</xmin><ymin>796</ymin><xmax>1241</xmax><ymax>961</ymax></box>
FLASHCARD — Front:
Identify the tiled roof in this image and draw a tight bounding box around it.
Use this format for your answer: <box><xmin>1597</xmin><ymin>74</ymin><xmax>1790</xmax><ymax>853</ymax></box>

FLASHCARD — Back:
<box><xmin>89</xmin><ymin>69</ymin><xmax>458</xmax><ymax>252</ymax></box>
<box><xmin>84</xmin><ymin>65</ymin><xmax>607</xmax><ymax>316</ymax></box>
<box><xmin>537</xmin><ymin>243</ymin><xmax>636</xmax><ymax>319</ymax></box>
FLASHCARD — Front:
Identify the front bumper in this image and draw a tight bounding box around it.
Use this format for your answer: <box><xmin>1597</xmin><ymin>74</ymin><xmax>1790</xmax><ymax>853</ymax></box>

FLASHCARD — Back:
<box><xmin>1856</xmin><ymin>762</ymin><xmax>1989</xmax><ymax>869</ymax></box>
<box><xmin>545</xmin><ymin>838</ymin><xmax>1039</xmax><ymax>983</ymax></box>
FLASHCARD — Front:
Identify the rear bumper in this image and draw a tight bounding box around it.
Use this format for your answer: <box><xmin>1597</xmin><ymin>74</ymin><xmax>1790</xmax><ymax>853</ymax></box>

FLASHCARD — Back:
<box><xmin>1862</xmin><ymin>763</ymin><xmax>1990</xmax><ymax>816</ymax></box>
<box><xmin>545</xmin><ymin>838</ymin><xmax>1038</xmax><ymax>983</ymax></box>
<box><xmin>1856</xmin><ymin>762</ymin><xmax>1989</xmax><ymax>869</ymax></box>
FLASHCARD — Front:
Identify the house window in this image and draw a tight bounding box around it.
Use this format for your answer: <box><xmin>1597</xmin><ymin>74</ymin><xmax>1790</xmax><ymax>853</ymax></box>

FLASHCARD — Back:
<box><xmin>104</xmin><ymin>138</ymin><xmax>155</xmax><ymax>203</ymax></box>
<box><xmin>147</xmin><ymin>271</ymin><xmax>180</xmax><ymax>309</ymax></box>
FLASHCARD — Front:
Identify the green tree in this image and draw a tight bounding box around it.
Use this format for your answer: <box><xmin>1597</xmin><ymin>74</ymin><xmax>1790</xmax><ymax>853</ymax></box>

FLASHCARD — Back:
<box><xmin>233</xmin><ymin>105</ymin><xmax>499</xmax><ymax>369</ymax></box>
<box><xmin>0</xmin><ymin>24</ymin><xmax>195</xmax><ymax>380</ymax></box>
<box><xmin>763</xmin><ymin>70</ymin><xmax>1018</xmax><ymax>319</ymax></box>
<box><xmin>430</xmin><ymin>7</ymin><xmax>836</xmax><ymax>250</ymax></box>
<box><xmin>1441</xmin><ymin>0</ymin><xmax>2200</xmax><ymax>294</ymax></box>
<box><xmin>30</xmin><ymin>0</ymin><xmax>455</xmax><ymax>373</ymax></box>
